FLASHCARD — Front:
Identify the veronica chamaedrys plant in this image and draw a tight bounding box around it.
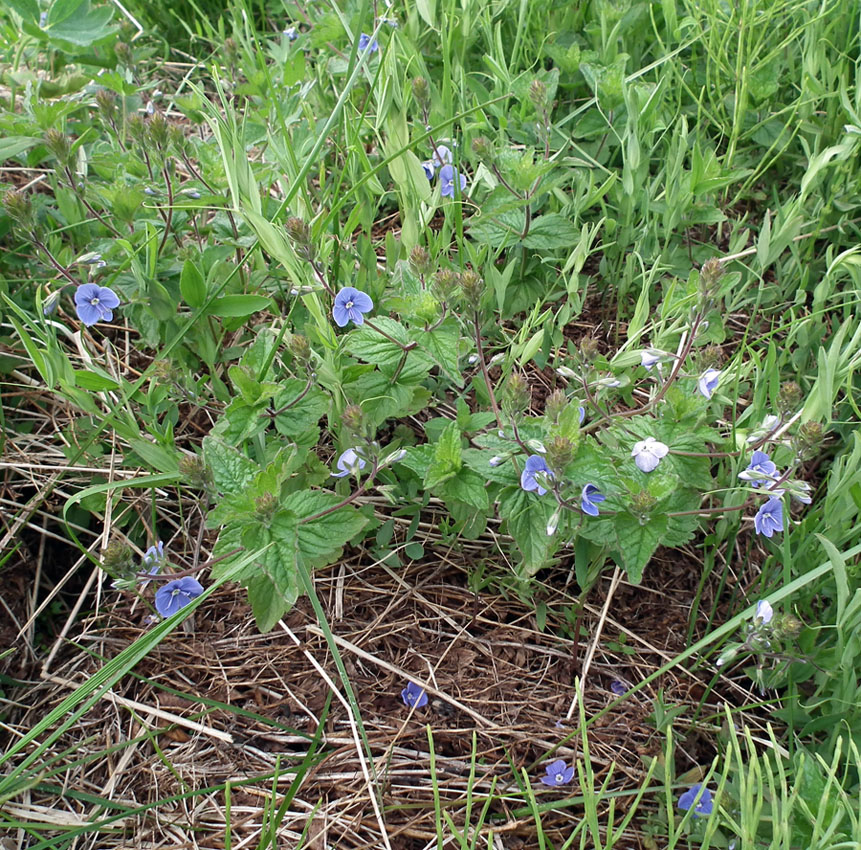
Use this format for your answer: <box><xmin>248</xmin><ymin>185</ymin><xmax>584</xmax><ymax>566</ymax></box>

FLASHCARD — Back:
<box><xmin>678</xmin><ymin>784</ymin><xmax>713</xmax><ymax>817</ymax></box>
<box><xmin>357</xmin><ymin>33</ymin><xmax>378</xmax><ymax>53</ymax></box>
<box><xmin>738</xmin><ymin>450</ymin><xmax>778</xmax><ymax>486</ymax></box>
<box><xmin>331</xmin><ymin>448</ymin><xmax>366</xmax><ymax>478</ymax></box>
<box><xmin>154</xmin><ymin>577</ymin><xmax>204</xmax><ymax>618</ymax></box>
<box><xmin>697</xmin><ymin>368</ymin><xmax>721</xmax><ymax>399</ymax></box>
<box><xmin>74</xmin><ymin>283</ymin><xmax>120</xmax><ymax>325</ymax></box>
<box><xmin>439</xmin><ymin>164</ymin><xmax>467</xmax><ymax>198</ymax></box>
<box><xmin>540</xmin><ymin>759</ymin><xmax>574</xmax><ymax>787</ymax></box>
<box><xmin>332</xmin><ymin>287</ymin><xmax>373</xmax><ymax>327</ymax></box>
<box><xmin>401</xmin><ymin>681</ymin><xmax>428</xmax><ymax>708</ymax></box>
<box><xmin>521</xmin><ymin>455</ymin><xmax>554</xmax><ymax>495</ymax></box>
<box><xmin>580</xmin><ymin>483</ymin><xmax>605</xmax><ymax>516</ymax></box>
<box><xmin>754</xmin><ymin>497</ymin><xmax>783</xmax><ymax>537</ymax></box>
<box><xmin>631</xmin><ymin>437</ymin><xmax>669</xmax><ymax>473</ymax></box>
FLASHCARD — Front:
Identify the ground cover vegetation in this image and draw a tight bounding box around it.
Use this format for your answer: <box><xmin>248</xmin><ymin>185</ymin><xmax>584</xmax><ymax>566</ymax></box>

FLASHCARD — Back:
<box><xmin>0</xmin><ymin>0</ymin><xmax>860</xmax><ymax>846</ymax></box>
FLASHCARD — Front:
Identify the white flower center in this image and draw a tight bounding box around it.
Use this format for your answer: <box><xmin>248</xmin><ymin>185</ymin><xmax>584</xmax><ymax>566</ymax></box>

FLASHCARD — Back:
<box><xmin>555</xmin><ymin>773</ymin><xmax>564</xmax><ymax>782</ymax></box>
<box><xmin>345</xmin><ymin>300</ymin><xmax>354</xmax><ymax>309</ymax></box>
<box><xmin>90</xmin><ymin>297</ymin><xmax>100</xmax><ymax>305</ymax></box>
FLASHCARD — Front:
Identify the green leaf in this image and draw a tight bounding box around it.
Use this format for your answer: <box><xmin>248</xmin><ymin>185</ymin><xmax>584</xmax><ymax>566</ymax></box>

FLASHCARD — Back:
<box><xmin>468</xmin><ymin>208</ymin><xmax>526</xmax><ymax>248</ymax></box>
<box><xmin>204</xmin><ymin>437</ymin><xmax>259</xmax><ymax>495</ymax></box>
<box><xmin>211</xmin><ymin>397</ymin><xmax>268</xmax><ymax>445</ymax></box>
<box><xmin>180</xmin><ymin>259</ymin><xmax>207</xmax><ymax>308</ymax></box>
<box><xmin>413</xmin><ymin>317</ymin><xmax>463</xmax><ymax>385</ymax></box>
<box><xmin>286</xmin><ymin>491</ymin><xmax>368</xmax><ymax>567</ymax></box>
<box><xmin>614</xmin><ymin>513</ymin><xmax>667</xmax><ymax>582</ymax></box>
<box><xmin>0</xmin><ymin>136</ymin><xmax>40</xmax><ymax>160</ymax></box>
<box><xmin>438</xmin><ymin>468</ymin><xmax>489</xmax><ymax>511</ymax></box>
<box><xmin>423</xmin><ymin>421</ymin><xmax>462</xmax><ymax>489</ymax></box>
<box><xmin>273</xmin><ymin>379</ymin><xmax>329</xmax><ymax>439</ymax></box>
<box><xmin>73</xmin><ymin>369</ymin><xmax>119</xmax><ymax>391</ymax></box>
<box><xmin>344</xmin><ymin>370</ymin><xmax>420</xmax><ymax>426</ymax></box>
<box><xmin>46</xmin><ymin>0</ymin><xmax>115</xmax><ymax>47</ymax></box>
<box><xmin>522</xmin><ymin>214</ymin><xmax>579</xmax><ymax>250</ymax></box>
<box><xmin>345</xmin><ymin>318</ymin><xmax>409</xmax><ymax>369</ymax></box>
<box><xmin>208</xmin><ymin>294</ymin><xmax>273</xmax><ymax>317</ymax></box>
<box><xmin>499</xmin><ymin>488</ymin><xmax>559</xmax><ymax>577</ymax></box>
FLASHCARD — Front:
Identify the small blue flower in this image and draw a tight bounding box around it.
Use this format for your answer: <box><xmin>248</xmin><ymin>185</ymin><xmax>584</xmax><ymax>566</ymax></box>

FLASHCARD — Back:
<box><xmin>154</xmin><ymin>577</ymin><xmax>204</xmax><ymax>619</ymax></box>
<box><xmin>755</xmin><ymin>600</ymin><xmax>773</xmax><ymax>624</ymax></box>
<box><xmin>738</xmin><ymin>450</ymin><xmax>778</xmax><ymax>486</ymax></box>
<box><xmin>42</xmin><ymin>290</ymin><xmax>61</xmax><ymax>316</ymax></box>
<box><xmin>332</xmin><ymin>287</ymin><xmax>373</xmax><ymax>327</ymax></box>
<box><xmin>332</xmin><ymin>448</ymin><xmax>366</xmax><ymax>478</ymax></box>
<box><xmin>432</xmin><ymin>145</ymin><xmax>453</xmax><ymax>166</ymax></box>
<box><xmin>641</xmin><ymin>349</ymin><xmax>665</xmax><ymax>370</ymax></box>
<box><xmin>284</xmin><ymin>25</ymin><xmax>298</xmax><ymax>40</ymax></box>
<box><xmin>439</xmin><ymin>164</ymin><xmax>467</xmax><ymax>198</ymax></box>
<box><xmin>521</xmin><ymin>455</ymin><xmax>554</xmax><ymax>495</ymax></box>
<box><xmin>401</xmin><ymin>681</ymin><xmax>428</xmax><ymax>708</ymax></box>
<box><xmin>74</xmin><ymin>283</ymin><xmax>120</xmax><ymax>326</ymax></box>
<box><xmin>581</xmin><ymin>483</ymin><xmax>606</xmax><ymax>517</ymax></box>
<box><xmin>142</xmin><ymin>541</ymin><xmax>165</xmax><ymax>570</ymax></box>
<box><xmin>540</xmin><ymin>759</ymin><xmax>574</xmax><ymax>787</ymax></box>
<box><xmin>697</xmin><ymin>368</ymin><xmax>721</xmax><ymax>399</ymax></box>
<box><xmin>631</xmin><ymin>437</ymin><xmax>669</xmax><ymax>473</ymax></box>
<box><xmin>610</xmin><ymin>680</ymin><xmax>627</xmax><ymax>696</ymax></box>
<box><xmin>421</xmin><ymin>160</ymin><xmax>435</xmax><ymax>180</ymax></box>
<box><xmin>579</xmin><ymin>406</ymin><xmax>585</xmax><ymax>424</ymax></box>
<box><xmin>754</xmin><ymin>498</ymin><xmax>783</xmax><ymax>537</ymax></box>
<box><xmin>678</xmin><ymin>783</ymin><xmax>713</xmax><ymax>817</ymax></box>
<box><xmin>358</xmin><ymin>33</ymin><xmax>379</xmax><ymax>53</ymax></box>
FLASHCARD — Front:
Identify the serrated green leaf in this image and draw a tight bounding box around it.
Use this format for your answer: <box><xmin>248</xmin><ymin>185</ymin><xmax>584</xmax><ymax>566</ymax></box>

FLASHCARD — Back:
<box><xmin>345</xmin><ymin>318</ymin><xmax>409</xmax><ymax>369</ymax></box>
<box><xmin>522</xmin><ymin>214</ymin><xmax>579</xmax><ymax>250</ymax></box>
<box><xmin>285</xmin><ymin>491</ymin><xmax>368</xmax><ymax>567</ymax></box>
<box><xmin>423</xmin><ymin>421</ymin><xmax>462</xmax><ymax>489</ymax></box>
<box><xmin>204</xmin><ymin>437</ymin><xmax>259</xmax><ymax>495</ymax></box>
<box><xmin>438</xmin><ymin>468</ymin><xmax>489</xmax><ymax>510</ymax></box>
<box><xmin>614</xmin><ymin>513</ymin><xmax>667</xmax><ymax>582</ymax></box>
<box><xmin>211</xmin><ymin>398</ymin><xmax>268</xmax><ymax>444</ymax></box>
<box><xmin>468</xmin><ymin>208</ymin><xmax>526</xmax><ymax>248</ymax></box>
<box><xmin>414</xmin><ymin>317</ymin><xmax>463</xmax><ymax>385</ymax></box>
<box><xmin>273</xmin><ymin>379</ymin><xmax>329</xmax><ymax>438</ymax></box>
<box><xmin>344</xmin><ymin>370</ymin><xmax>419</xmax><ymax>425</ymax></box>
<box><xmin>499</xmin><ymin>487</ymin><xmax>559</xmax><ymax>576</ymax></box>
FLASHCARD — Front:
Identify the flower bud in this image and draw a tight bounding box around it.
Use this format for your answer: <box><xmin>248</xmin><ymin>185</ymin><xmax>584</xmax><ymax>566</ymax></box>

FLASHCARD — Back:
<box><xmin>794</xmin><ymin>421</ymin><xmax>824</xmax><ymax>459</ymax></box>
<box><xmin>95</xmin><ymin>88</ymin><xmax>117</xmax><ymax>120</ymax></box>
<box><xmin>178</xmin><ymin>454</ymin><xmax>209</xmax><ymax>489</ymax></box>
<box><xmin>168</xmin><ymin>124</ymin><xmax>186</xmax><ymax>153</ymax></box>
<box><xmin>545</xmin><ymin>435</ymin><xmax>573</xmax><ymax>472</ymax></box>
<box><xmin>502</xmin><ymin>372</ymin><xmax>531</xmax><ymax>415</ymax></box>
<box><xmin>102</xmin><ymin>540</ymin><xmax>134</xmax><ymax>573</ymax></box>
<box><xmin>2</xmin><ymin>189</ymin><xmax>34</xmax><ymax>231</ymax></box>
<box><xmin>529</xmin><ymin>79</ymin><xmax>548</xmax><ymax>110</ymax></box>
<box><xmin>42</xmin><ymin>289</ymin><xmax>62</xmax><ymax>316</ymax></box>
<box><xmin>288</xmin><ymin>333</ymin><xmax>312</xmax><ymax>363</ymax></box>
<box><xmin>224</xmin><ymin>38</ymin><xmax>238</xmax><ymax>63</ymax></box>
<box><xmin>777</xmin><ymin>380</ymin><xmax>802</xmax><ymax>415</ymax></box>
<box><xmin>776</xmin><ymin>613</ymin><xmax>803</xmax><ymax>638</ymax></box>
<box><xmin>432</xmin><ymin>268</ymin><xmax>458</xmax><ymax>300</ymax></box>
<box><xmin>630</xmin><ymin>489</ymin><xmax>658</xmax><ymax>514</ymax></box>
<box><xmin>342</xmin><ymin>403</ymin><xmax>366</xmax><ymax>438</ymax></box>
<box><xmin>114</xmin><ymin>41</ymin><xmax>133</xmax><ymax>67</ymax></box>
<box><xmin>409</xmin><ymin>245</ymin><xmax>432</xmax><ymax>276</ymax></box>
<box><xmin>545</xmin><ymin>389</ymin><xmax>567</xmax><ymax>423</ymax></box>
<box><xmin>148</xmin><ymin>112</ymin><xmax>169</xmax><ymax>148</ymax></box>
<box><xmin>127</xmin><ymin>114</ymin><xmax>147</xmax><ymax>144</ymax></box>
<box><xmin>546</xmin><ymin>507</ymin><xmax>561</xmax><ymax>537</ymax></box>
<box><xmin>255</xmin><ymin>492</ymin><xmax>278</xmax><ymax>520</ymax></box>
<box><xmin>285</xmin><ymin>216</ymin><xmax>314</xmax><ymax>261</ymax></box>
<box><xmin>44</xmin><ymin>128</ymin><xmax>72</xmax><ymax>166</ymax></box>
<box><xmin>412</xmin><ymin>76</ymin><xmax>430</xmax><ymax>108</ymax></box>
<box><xmin>700</xmin><ymin>344</ymin><xmax>723</xmax><ymax>370</ymax></box>
<box><xmin>700</xmin><ymin>257</ymin><xmax>725</xmax><ymax>293</ymax></box>
<box><xmin>579</xmin><ymin>337</ymin><xmax>600</xmax><ymax>361</ymax></box>
<box><xmin>458</xmin><ymin>270</ymin><xmax>484</xmax><ymax>309</ymax></box>
<box><xmin>471</xmin><ymin>135</ymin><xmax>492</xmax><ymax>158</ymax></box>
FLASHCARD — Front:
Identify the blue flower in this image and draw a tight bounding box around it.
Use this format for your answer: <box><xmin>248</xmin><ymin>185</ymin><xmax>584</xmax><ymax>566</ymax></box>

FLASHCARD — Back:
<box><xmin>42</xmin><ymin>290</ymin><xmax>61</xmax><ymax>316</ymax></box>
<box><xmin>641</xmin><ymin>349</ymin><xmax>665</xmax><ymax>370</ymax></box>
<box><xmin>521</xmin><ymin>455</ymin><xmax>554</xmax><ymax>495</ymax></box>
<box><xmin>631</xmin><ymin>437</ymin><xmax>669</xmax><ymax>473</ymax></box>
<box><xmin>358</xmin><ymin>33</ymin><xmax>378</xmax><ymax>53</ymax></box>
<box><xmin>697</xmin><ymin>368</ymin><xmax>721</xmax><ymax>399</ymax></box>
<box><xmin>284</xmin><ymin>26</ymin><xmax>298</xmax><ymax>40</ymax></box>
<box><xmin>581</xmin><ymin>483</ymin><xmax>606</xmax><ymax>516</ymax></box>
<box><xmin>142</xmin><ymin>541</ymin><xmax>165</xmax><ymax>571</ymax></box>
<box><xmin>755</xmin><ymin>600</ymin><xmax>773</xmax><ymax>624</ymax></box>
<box><xmin>754</xmin><ymin>498</ymin><xmax>783</xmax><ymax>537</ymax></box>
<box><xmin>74</xmin><ymin>283</ymin><xmax>120</xmax><ymax>326</ymax></box>
<box><xmin>610</xmin><ymin>680</ymin><xmax>627</xmax><ymax>695</ymax></box>
<box><xmin>579</xmin><ymin>406</ymin><xmax>585</xmax><ymax>424</ymax></box>
<box><xmin>332</xmin><ymin>448</ymin><xmax>367</xmax><ymax>478</ymax></box>
<box><xmin>540</xmin><ymin>759</ymin><xmax>574</xmax><ymax>787</ymax></box>
<box><xmin>401</xmin><ymin>681</ymin><xmax>428</xmax><ymax>708</ymax></box>
<box><xmin>439</xmin><ymin>164</ymin><xmax>467</xmax><ymax>198</ymax></box>
<box><xmin>421</xmin><ymin>160</ymin><xmax>435</xmax><ymax>180</ymax></box>
<box><xmin>432</xmin><ymin>145</ymin><xmax>453</xmax><ymax>166</ymax></box>
<box><xmin>678</xmin><ymin>783</ymin><xmax>713</xmax><ymax>817</ymax></box>
<box><xmin>154</xmin><ymin>577</ymin><xmax>204</xmax><ymax>618</ymax></box>
<box><xmin>332</xmin><ymin>287</ymin><xmax>373</xmax><ymax>327</ymax></box>
<box><xmin>738</xmin><ymin>450</ymin><xmax>778</xmax><ymax>486</ymax></box>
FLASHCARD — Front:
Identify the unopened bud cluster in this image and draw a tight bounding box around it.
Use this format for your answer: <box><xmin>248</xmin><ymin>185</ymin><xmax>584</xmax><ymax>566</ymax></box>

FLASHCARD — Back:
<box><xmin>285</xmin><ymin>216</ymin><xmax>315</xmax><ymax>261</ymax></box>
<box><xmin>459</xmin><ymin>270</ymin><xmax>484</xmax><ymax>309</ymax></box>
<box><xmin>409</xmin><ymin>245</ymin><xmax>432</xmax><ymax>276</ymax></box>
<box><xmin>501</xmin><ymin>372</ymin><xmax>531</xmax><ymax>416</ymax></box>
<box><xmin>544</xmin><ymin>435</ymin><xmax>573</xmax><ymax>473</ymax></box>
<box><xmin>777</xmin><ymin>380</ymin><xmax>802</xmax><ymax>415</ymax></box>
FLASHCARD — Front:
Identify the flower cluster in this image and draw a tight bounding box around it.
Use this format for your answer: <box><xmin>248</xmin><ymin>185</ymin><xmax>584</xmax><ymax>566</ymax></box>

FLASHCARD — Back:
<box><xmin>421</xmin><ymin>145</ymin><xmax>468</xmax><ymax>198</ymax></box>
